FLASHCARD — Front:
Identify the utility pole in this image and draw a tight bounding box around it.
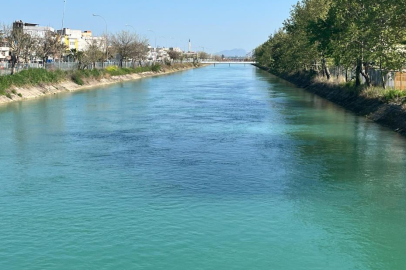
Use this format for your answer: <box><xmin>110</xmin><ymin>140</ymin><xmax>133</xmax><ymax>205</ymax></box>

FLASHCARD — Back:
<box><xmin>148</xmin><ymin>29</ymin><xmax>156</xmax><ymax>48</ymax></box>
<box><xmin>93</xmin><ymin>14</ymin><xmax>108</xmax><ymax>61</ymax></box>
<box><xmin>62</xmin><ymin>0</ymin><xmax>66</xmax><ymax>30</ymax></box>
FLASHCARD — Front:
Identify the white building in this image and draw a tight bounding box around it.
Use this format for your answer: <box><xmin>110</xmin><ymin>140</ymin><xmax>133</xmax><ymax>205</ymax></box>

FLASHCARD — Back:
<box><xmin>13</xmin><ymin>21</ymin><xmax>54</xmax><ymax>38</ymax></box>
<box><xmin>0</xmin><ymin>47</ymin><xmax>10</xmax><ymax>62</ymax></box>
<box><xmin>171</xmin><ymin>47</ymin><xmax>183</xmax><ymax>53</ymax></box>
<box><xmin>57</xmin><ymin>28</ymin><xmax>106</xmax><ymax>52</ymax></box>
<box><xmin>147</xmin><ymin>46</ymin><xmax>171</xmax><ymax>62</ymax></box>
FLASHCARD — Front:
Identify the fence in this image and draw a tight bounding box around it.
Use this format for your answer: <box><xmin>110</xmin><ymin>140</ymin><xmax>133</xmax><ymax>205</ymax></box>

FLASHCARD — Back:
<box><xmin>329</xmin><ymin>66</ymin><xmax>406</xmax><ymax>90</ymax></box>
<box><xmin>0</xmin><ymin>59</ymin><xmax>195</xmax><ymax>76</ymax></box>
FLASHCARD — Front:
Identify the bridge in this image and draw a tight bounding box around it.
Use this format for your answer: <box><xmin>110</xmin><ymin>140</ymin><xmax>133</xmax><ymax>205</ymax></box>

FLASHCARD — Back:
<box><xmin>200</xmin><ymin>61</ymin><xmax>256</xmax><ymax>66</ymax></box>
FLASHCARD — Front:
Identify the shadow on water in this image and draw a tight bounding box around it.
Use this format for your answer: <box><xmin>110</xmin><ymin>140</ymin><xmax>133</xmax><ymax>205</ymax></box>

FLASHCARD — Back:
<box><xmin>255</xmin><ymin>67</ymin><xmax>406</xmax><ymax>269</ymax></box>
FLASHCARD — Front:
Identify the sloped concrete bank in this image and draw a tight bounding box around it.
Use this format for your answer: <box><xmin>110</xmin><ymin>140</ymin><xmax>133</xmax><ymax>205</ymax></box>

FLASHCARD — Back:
<box><xmin>256</xmin><ymin>65</ymin><xmax>406</xmax><ymax>137</ymax></box>
<box><xmin>0</xmin><ymin>64</ymin><xmax>204</xmax><ymax>105</ymax></box>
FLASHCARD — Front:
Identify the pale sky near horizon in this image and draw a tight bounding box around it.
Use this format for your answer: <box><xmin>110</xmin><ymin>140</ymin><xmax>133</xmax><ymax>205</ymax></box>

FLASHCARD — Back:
<box><xmin>2</xmin><ymin>0</ymin><xmax>298</xmax><ymax>53</ymax></box>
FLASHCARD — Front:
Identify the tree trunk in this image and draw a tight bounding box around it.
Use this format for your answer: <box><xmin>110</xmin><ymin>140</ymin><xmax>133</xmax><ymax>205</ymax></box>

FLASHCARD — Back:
<box><xmin>379</xmin><ymin>61</ymin><xmax>386</xmax><ymax>89</ymax></box>
<box><xmin>356</xmin><ymin>59</ymin><xmax>362</xmax><ymax>87</ymax></box>
<box><xmin>361</xmin><ymin>62</ymin><xmax>371</xmax><ymax>87</ymax></box>
<box><xmin>322</xmin><ymin>58</ymin><xmax>331</xmax><ymax>80</ymax></box>
<box><xmin>10</xmin><ymin>54</ymin><xmax>18</xmax><ymax>75</ymax></box>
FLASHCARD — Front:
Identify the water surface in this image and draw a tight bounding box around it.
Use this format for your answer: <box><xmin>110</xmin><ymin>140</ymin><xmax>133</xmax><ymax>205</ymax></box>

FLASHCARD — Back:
<box><xmin>1</xmin><ymin>65</ymin><xmax>406</xmax><ymax>270</ymax></box>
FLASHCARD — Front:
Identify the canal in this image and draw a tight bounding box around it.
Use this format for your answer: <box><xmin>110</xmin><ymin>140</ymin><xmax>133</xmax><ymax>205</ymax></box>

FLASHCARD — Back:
<box><xmin>0</xmin><ymin>65</ymin><xmax>405</xmax><ymax>269</ymax></box>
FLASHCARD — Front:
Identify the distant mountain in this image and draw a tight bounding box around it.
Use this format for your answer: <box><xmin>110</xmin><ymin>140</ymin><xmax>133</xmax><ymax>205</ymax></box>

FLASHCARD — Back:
<box><xmin>216</xmin><ymin>49</ymin><xmax>247</xmax><ymax>57</ymax></box>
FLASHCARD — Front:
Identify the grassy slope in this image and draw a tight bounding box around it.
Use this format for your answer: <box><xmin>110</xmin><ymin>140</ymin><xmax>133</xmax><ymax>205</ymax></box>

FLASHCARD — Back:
<box><xmin>256</xmin><ymin>65</ymin><xmax>406</xmax><ymax>104</ymax></box>
<box><xmin>0</xmin><ymin>64</ymin><xmax>165</xmax><ymax>97</ymax></box>
<box><xmin>256</xmin><ymin>65</ymin><xmax>406</xmax><ymax>136</ymax></box>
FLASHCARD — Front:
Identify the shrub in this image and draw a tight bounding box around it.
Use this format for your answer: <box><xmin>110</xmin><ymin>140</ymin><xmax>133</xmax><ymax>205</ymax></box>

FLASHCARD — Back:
<box><xmin>0</xmin><ymin>68</ymin><xmax>66</xmax><ymax>95</ymax></box>
<box><xmin>105</xmin><ymin>65</ymin><xmax>119</xmax><ymax>72</ymax></box>
<box><xmin>17</xmin><ymin>93</ymin><xmax>22</xmax><ymax>97</ymax></box>
<box><xmin>11</xmin><ymin>89</ymin><xmax>17</xmax><ymax>94</ymax></box>
<box><xmin>151</xmin><ymin>64</ymin><xmax>161</xmax><ymax>72</ymax></box>
<box><xmin>71</xmin><ymin>73</ymin><xmax>84</xmax><ymax>85</ymax></box>
<box><xmin>383</xmin><ymin>89</ymin><xmax>406</xmax><ymax>102</ymax></box>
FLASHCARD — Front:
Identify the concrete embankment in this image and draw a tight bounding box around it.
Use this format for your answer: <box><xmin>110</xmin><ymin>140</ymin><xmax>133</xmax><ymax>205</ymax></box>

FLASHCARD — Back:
<box><xmin>0</xmin><ymin>63</ymin><xmax>204</xmax><ymax>105</ymax></box>
<box><xmin>256</xmin><ymin>65</ymin><xmax>406</xmax><ymax>137</ymax></box>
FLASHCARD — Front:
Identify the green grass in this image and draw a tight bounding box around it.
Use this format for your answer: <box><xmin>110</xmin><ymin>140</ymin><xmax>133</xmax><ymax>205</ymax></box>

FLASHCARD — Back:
<box><xmin>0</xmin><ymin>69</ymin><xmax>66</xmax><ymax>96</ymax></box>
<box><xmin>0</xmin><ymin>64</ymin><xmax>163</xmax><ymax>96</ymax></box>
<box><xmin>71</xmin><ymin>72</ymin><xmax>84</xmax><ymax>85</ymax></box>
<box><xmin>383</xmin><ymin>89</ymin><xmax>406</xmax><ymax>102</ymax></box>
<box><xmin>337</xmin><ymin>80</ymin><xmax>406</xmax><ymax>102</ymax></box>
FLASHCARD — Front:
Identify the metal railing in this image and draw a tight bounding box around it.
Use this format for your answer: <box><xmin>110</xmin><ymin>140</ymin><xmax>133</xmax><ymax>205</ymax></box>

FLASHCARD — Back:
<box><xmin>329</xmin><ymin>67</ymin><xmax>406</xmax><ymax>90</ymax></box>
<box><xmin>0</xmin><ymin>59</ymin><xmax>196</xmax><ymax>76</ymax></box>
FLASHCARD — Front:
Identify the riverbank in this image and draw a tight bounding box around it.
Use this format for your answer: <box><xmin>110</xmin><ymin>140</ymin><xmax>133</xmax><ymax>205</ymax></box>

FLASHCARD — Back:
<box><xmin>0</xmin><ymin>63</ymin><xmax>203</xmax><ymax>105</ymax></box>
<box><xmin>255</xmin><ymin>65</ymin><xmax>406</xmax><ymax>137</ymax></box>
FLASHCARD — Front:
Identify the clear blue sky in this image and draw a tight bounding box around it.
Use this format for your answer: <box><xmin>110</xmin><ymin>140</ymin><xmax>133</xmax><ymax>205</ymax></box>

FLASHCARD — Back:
<box><xmin>2</xmin><ymin>0</ymin><xmax>298</xmax><ymax>53</ymax></box>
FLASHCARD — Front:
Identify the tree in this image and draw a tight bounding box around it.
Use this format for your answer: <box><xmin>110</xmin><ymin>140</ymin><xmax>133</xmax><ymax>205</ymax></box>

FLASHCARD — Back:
<box><xmin>2</xmin><ymin>24</ymin><xmax>33</xmax><ymax>74</ymax></box>
<box><xmin>110</xmin><ymin>30</ymin><xmax>148</xmax><ymax>67</ymax></box>
<box><xmin>131</xmin><ymin>38</ymin><xmax>149</xmax><ymax>66</ymax></box>
<box><xmin>34</xmin><ymin>31</ymin><xmax>66</xmax><ymax>66</ymax></box>
<box><xmin>213</xmin><ymin>55</ymin><xmax>222</xmax><ymax>61</ymax></box>
<box><xmin>83</xmin><ymin>39</ymin><xmax>105</xmax><ymax>69</ymax></box>
<box><xmin>198</xmin><ymin>51</ymin><xmax>209</xmax><ymax>60</ymax></box>
<box><xmin>168</xmin><ymin>50</ymin><xmax>182</xmax><ymax>61</ymax></box>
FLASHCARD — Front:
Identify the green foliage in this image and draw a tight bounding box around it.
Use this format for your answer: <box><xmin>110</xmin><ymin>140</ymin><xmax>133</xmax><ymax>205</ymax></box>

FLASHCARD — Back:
<box><xmin>151</xmin><ymin>64</ymin><xmax>161</xmax><ymax>72</ymax></box>
<box><xmin>254</xmin><ymin>0</ymin><xmax>406</xmax><ymax>86</ymax></box>
<box><xmin>71</xmin><ymin>72</ymin><xmax>84</xmax><ymax>85</ymax></box>
<box><xmin>105</xmin><ymin>65</ymin><xmax>119</xmax><ymax>72</ymax></box>
<box><xmin>0</xmin><ymin>69</ymin><xmax>65</xmax><ymax>95</ymax></box>
<box><xmin>383</xmin><ymin>90</ymin><xmax>406</xmax><ymax>102</ymax></box>
<box><xmin>0</xmin><ymin>64</ymin><xmax>165</xmax><ymax>96</ymax></box>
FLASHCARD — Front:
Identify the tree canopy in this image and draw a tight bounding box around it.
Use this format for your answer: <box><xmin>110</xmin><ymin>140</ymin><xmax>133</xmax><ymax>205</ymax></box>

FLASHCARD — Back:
<box><xmin>254</xmin><ymin>0</ymin><xmax>406</xmax><ymax>87</ymax></box>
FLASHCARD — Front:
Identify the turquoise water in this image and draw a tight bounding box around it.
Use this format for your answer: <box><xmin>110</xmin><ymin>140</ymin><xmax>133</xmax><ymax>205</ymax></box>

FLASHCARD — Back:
<box><xmin>1</xmin><ymin>66</ymin><xmax>406</xmax><ymax>270</ymax></box>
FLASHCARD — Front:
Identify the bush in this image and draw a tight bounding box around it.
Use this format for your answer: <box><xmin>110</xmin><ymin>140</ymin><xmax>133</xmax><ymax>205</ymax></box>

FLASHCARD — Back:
<box><xmin>0</xmin><ymin>68</ymin><xmax>66</xmax><ymax>96</ymax></box>
<box><xmin>151</xmin><ymin>64</ymin><xmax>161</xmax><ymax>72</ymax></box>
<box><xmin>71</xmin><ymin>73</ymin><xmax>84</xmax><ymax>85</ymax></box>
<box><xmin>17</xmin><ymin>93</ymin><xmax>22</xmax><ymax>97</ymax></box>
<box><xmin>105</xmin><ymin>65</ymin><xmax>119</xmax><ymax>72</ymax></box>
<box><xmin>0</xmin><ymin>64</ymin><xmax>168</xmax><ymax>96</ymax></box>
<box><xmin>383</xmin><ymin>89</ymin><xmax>406</xmax><ymax>102</ymax></box>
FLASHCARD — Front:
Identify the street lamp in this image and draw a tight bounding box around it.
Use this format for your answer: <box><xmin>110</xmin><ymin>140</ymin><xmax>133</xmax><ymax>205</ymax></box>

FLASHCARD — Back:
<box><xmin>147</xmin><ymin>29</ymin><xmax>156</xmax><ymax>48</ymax></box>
<box><xmin>125</xmin><ymin>24</ymin><xmax>136</xmax><ymax>32</ymax></box>
<box><xmin>92</xmin><ymin>14</ymin><xmax>108</xmax><ymax>61</ymax></box>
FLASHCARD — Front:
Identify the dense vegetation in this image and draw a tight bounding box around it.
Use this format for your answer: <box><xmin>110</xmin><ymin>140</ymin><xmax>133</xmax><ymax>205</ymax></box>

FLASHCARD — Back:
<box><xmin>254</xmin><ymin>0</ymin><xmax>406</xmax><ymax>88</ymax></box>
<box><xmin>0</xmin><ymin>64</ymin><xmax>162</xmax><ymax>97</ymax></box>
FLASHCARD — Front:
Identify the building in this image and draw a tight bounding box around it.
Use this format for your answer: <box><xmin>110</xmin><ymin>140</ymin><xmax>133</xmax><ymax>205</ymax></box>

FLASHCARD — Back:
<box><xmin>57</xmin><ymin>28</ymin><xmax>106</xmax><ymax>52</ymax></box>
<box><xmin>13</xmin><ymin>20</ymin><xmax>55</xmax><ymax>38</ymax></box>
<box><xmin>147</xmin><ymin>46</ymin><xmax>171</xmax><ymax>62</ymax></box>
<box><xmin>188</xmin><ymin>39</ymin><xmax>192</xmax><ymax>53</ymax></box>
<box><xmin>170</xmin><ymin>47</ymin><xmax>183</xmax><ymax>53</ymax></box>
<box><xmin>0</xmin><ymin>47</ymin><xmax>10</xmax><ymax>62</ymax></box>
